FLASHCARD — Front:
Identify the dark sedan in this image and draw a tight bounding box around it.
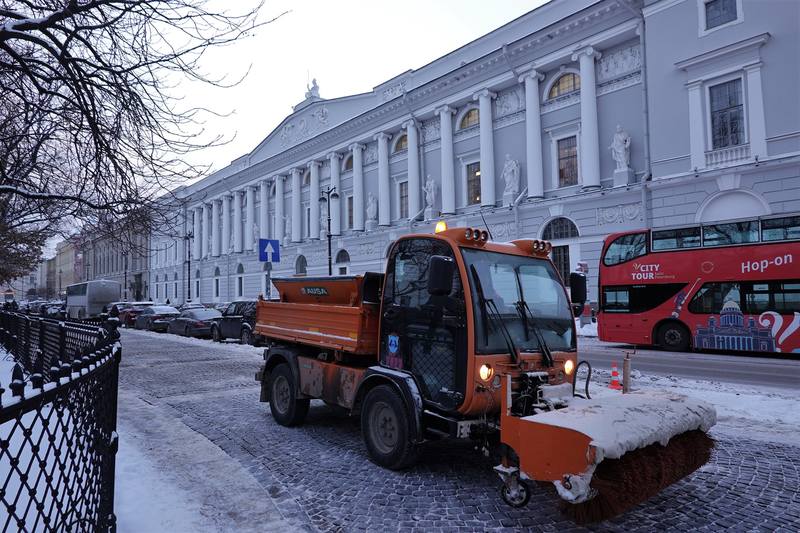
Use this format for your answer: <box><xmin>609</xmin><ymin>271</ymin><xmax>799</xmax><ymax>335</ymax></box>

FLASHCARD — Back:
<box><xmin>167</xmin><ymin>308</ymin><xmax>222</xmax><ymax>338</ymax></box>
<box><xmin>119</xmin><ymin>302</ymin><xmax>154</xmax><ymax>328</ymax></box>
<box><xmin>133</xmin><ymin>305</ymin><xmax>180</xmax><ymax>332</ymax></box>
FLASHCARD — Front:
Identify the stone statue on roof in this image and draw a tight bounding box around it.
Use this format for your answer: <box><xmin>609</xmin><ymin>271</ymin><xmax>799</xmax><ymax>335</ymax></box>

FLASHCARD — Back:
<box><xmin>305</xmin><ymin>78</ymin><xmax>320</xmax><ymax>99</ymax></box>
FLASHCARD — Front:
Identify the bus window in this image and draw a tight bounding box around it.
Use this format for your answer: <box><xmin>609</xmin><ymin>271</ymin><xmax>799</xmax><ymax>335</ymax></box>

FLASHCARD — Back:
<box><xmin>652</xmin><ymin>227</ymin><xmax>701</xmax><ymax>251</ymax></box>
<box><xmin>743</xmin><ymin>283</ymin><xmax>771</xmax><ymax>313</ymax></box>
<box><xmin>761</xmin><ymin>216</ymin><xmax>800</xmax><ymax>242</ymax></box>
<box><xmin>702</xmin><ymin>221</ymin><xmax>758</xmax><ymax>247</ymax></box>
<box><xmin>775</xmin><ymin>282</ymin><xmax>800</xmax><ymax>313</ymax></box>
<box><xmin>602</xmin><ymin>284</ymin><xmax>686</xmax><ymax>313</ymax></box>
<box><xmin>688</xmin><ymin>282</ymin><xmax>741</xmax><ymax>314</ymax></box>
<box><xmin>603</xmin><ymin>233</ymin><xmax>647</xmax><ymax>266</ymax></box>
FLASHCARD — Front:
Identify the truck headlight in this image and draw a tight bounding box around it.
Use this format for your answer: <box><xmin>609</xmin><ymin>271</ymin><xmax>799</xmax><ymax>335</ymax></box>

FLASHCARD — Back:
<box><xmin>478</xmin><ymin>364</ymin><xmax>493</xmax><ymax>382</ymax></box>
<box><xmin>564</xmin><ymin>359</ymin><xmax>575</xmax><ymax>376</ymax></box>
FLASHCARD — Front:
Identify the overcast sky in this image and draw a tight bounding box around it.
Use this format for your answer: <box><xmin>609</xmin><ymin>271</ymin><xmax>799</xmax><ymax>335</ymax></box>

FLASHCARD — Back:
<box><xmin>187</xmin><ymin>0</ymin><xmax>550</xmax><ymax>172</ymax></box>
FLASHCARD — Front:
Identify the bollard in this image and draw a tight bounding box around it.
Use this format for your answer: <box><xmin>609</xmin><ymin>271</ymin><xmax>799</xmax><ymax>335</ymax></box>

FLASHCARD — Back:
<box><xmin>622</xmin><ymin>349</ymin><xmax>634</xmax><ymax>393</ymax></box>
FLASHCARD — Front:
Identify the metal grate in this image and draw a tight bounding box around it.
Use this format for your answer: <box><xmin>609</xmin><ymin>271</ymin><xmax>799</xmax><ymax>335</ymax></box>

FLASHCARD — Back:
<box><xmin>0</xmin><ymin>312</ymin><xmax>120</xmax><ymax>532</ymax></box>
<box><xmin>407</xmin><ymin>324</ymin><xmax>457</xmax><ymax>408</ymax></box>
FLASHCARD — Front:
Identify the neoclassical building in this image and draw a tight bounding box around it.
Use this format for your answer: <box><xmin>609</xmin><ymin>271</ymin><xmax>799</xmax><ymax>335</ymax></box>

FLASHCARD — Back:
<box><xmin>146</xmin><ymin>0</ymin><xmax>799</xmax><ymax>305</ymax></box>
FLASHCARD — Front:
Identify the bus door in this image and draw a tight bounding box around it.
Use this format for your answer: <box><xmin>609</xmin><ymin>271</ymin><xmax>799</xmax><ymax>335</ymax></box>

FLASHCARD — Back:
<box><xmin>380</xmin><ymin>238</ymin><xmax>467</xmax><ymax>411</ymax></box>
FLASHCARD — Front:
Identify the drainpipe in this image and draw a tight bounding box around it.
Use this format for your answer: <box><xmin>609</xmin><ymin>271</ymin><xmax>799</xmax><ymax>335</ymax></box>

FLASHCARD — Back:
<box><xmin>618</xmin><ymin>0</ymin><xmax>653</xmax><ymax>228</ymax></box>
<box><xmin>403</xmin><ymin>90</ymin><xmax>426</xmax><ymax>230</ymax></box>
<box><xmin>512</xmin><ymin>187</ymin><xmax>528</xmax><ymax>237</ymax></box>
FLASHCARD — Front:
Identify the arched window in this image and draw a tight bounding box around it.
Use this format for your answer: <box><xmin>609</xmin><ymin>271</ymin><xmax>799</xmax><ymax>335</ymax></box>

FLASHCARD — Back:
<box><xmin>343</xmin><ymin>155</ymin><xmax>353</xmax><ymax>171</ymax></box>
<box><xmin>173</xmin><ymin>272</ymin><xmax>179</xmax><ymax>301</ymax></box>
<box><xmin>295</xmin><ymin>255</ymin><xmax>307</xmax><ymax>276</ymax></box>
<box><xmin>548</xmin><ymin>73</ymin><xmax>580</xmax><ymax>99</ymax></box>
<box><xmin>236</xmin><ymin>264</ymin><xmax>244</xmax><ymax>297</ymax></box>
<box><xmin>542</xmin><ymin>217</ymin><xmax>579</xmax><ymax>284</ymax></box>
<box><xmin>459</xmin><ymin>108</ymin><xmax>479</xmax><ymax>130</ymax></box>
<box><xmin>335</xmin><ymin>249</ymin><xmax>350</xmax><ymax>275</ymax></box>
<box><xmin>393</xmin><ymin>134</ymin><xmax>408</xmax><ymax>153</ymax></box>
<box><xmin>302</xmin><ymin>169</ymin><xmax>310</xmax><ymax>187</ymax></box>
<box><xmin>213</xmin><ymin>266</ymin><xmax>221</xmax><ymax>276</ymax></box>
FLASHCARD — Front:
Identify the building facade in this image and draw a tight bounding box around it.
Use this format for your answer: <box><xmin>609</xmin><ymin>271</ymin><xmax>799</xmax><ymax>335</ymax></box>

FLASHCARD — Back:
<box><xmin>147</xmin><ymin>0</ymin><xmax>798</xmax><ymax>306</ymax></box>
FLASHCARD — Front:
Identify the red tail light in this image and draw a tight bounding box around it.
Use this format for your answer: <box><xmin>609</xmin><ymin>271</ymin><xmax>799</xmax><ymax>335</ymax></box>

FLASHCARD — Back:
<box><xmin>151</xmin><ymin>314</ymin><xmax>162</xmax><ymax>320</ymax></box>
<box><xmin>196</xmin><ymin>321</ymin><xmax>207</xmax><ymax>326</ymax></box>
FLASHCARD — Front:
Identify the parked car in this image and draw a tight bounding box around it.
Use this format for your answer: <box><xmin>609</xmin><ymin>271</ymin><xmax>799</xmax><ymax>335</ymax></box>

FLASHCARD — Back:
<box><xmin>167</xmin><ymin>308</ymin><xmax>222</xmax><ymax>337</ymax></box>
<box><xmin>134</xmin><ymin>305</ymin><xmax>180</xmax><ymax>332</ymax></box>
<box><xmin>119</xmin><ymin>302</ymin><xmax>154</xmax><ymax>328</ymax></box>
<box><xmin>178</xmin><ymin>302</ymin><xmax>205</xmax><ymax>312</ymax></box>
<box><xmin>211</xmin><ymin>300</ymin><xmax>258</xmax><ymax>345</ymax></box>
<box><xmin>214</xmin><ymin>301</ymin><xmax>231</xmax><ymax>313</ymax></box>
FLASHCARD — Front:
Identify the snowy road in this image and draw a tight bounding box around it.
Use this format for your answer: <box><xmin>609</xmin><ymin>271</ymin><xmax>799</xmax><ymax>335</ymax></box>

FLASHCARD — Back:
<box><xmin>114</xmin><ymin>329</ymin><xmax>800</xmax><ymax>532</ymax></box>
<box><xmin>578</xmin><ymin>336</ymin><xmax>800</xmax><ymax>390</ymax></box>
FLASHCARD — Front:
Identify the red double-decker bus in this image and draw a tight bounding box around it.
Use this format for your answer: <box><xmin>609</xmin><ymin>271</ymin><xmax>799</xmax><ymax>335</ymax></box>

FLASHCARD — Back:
<box><xmin>597</xmin><ymin>214</ymin><xmax>800</xmax><ymax>354</ymax></box>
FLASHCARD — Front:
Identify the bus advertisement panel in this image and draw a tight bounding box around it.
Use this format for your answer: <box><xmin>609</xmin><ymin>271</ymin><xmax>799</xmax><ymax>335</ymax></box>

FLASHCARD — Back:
<box><xmin>597</xmin><ymin>215</ymin><xmax>800</xmax><ymax>354</ymax></box>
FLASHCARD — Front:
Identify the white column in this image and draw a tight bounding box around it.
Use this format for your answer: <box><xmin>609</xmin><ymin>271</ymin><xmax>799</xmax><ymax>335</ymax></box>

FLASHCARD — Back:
<box><xmin>211</xmin><ymin>199</ymin><xmax>220</xmax><ymax>257</ymax></box>
<box><xmin>474</xmin><ymin>89</ymin><xmax>497</xmax><ymax>207</ymax></box>
<box><xmin>437</xmin><ymin>106</ymin><xmax>456</xmax><ymax>214</ymax></box>
<box><xmin>350</xmin><ymin>143</ymin><xmax>365</xmax><ymax>231</ymax></box>
<box><xmin>308</xmin><ymin>161</ymin><xmax>321</xmax><ymax>239</ymax></box>
<box><xmin>201</xmin><ymin>203</ymin><xmax>209</xmax><ymax>258</ymax></box>
<box><xmin>274</xmin><ymin>176</ymin><xmax>284</xmax><ymax>240</ymax></box>
<box><xmin>375</xmin><ymin>132</ymin><xmax>391</xmax><ymax>226</ymax></box>
<box><xmin>521</xmin><ymin>70</ymin><xmax>545</xmax><ymax>198</ymax></box>
<box><xmin>221</xmin><ymin>194</ymin><xmax>230</xmax><ymax>254</ymax></box>
<box><xmin>327</xmin><ymin>153</ymin><xmax>342</xmax><ymax>235</ymax></box>
<box><xmin>259</xmin><ymin>180</ymin><xmax>269</xmax><ymax>240</ymax></box>
<box><xmin>233</xmin><ymin>190</ymin><xmax>243</xmax><ymax>252</ymax></box>
<box><xmin>245</xmin><ymin>185</ymin><xmax>256</xmax><ymax>251</ymax></box>
<box><xmin>572</xmin><ymin>47</ymin><xmax>602</xmax><ymax>189</ymax></box>
<box><xmin>291</xmin><ymin>168</ymin><xmax>302</xmax><ymax>242</ymax></box>
<box><xmin>404</xmin><ymin>121</ymin><xmax>421</xmax><ymax>219</ymax></box>
<box><xmin>745</xmin><ymin>63</ymin><xmax>767</xmax><ymax>160</ymax></box>
<box><xmin>687</xmin><ymin>81</ymin><xmax>705</xmax><ymax>170</ymax></box>
<box><xmin>192</xmin><ymin>207</ymin><xmax>202</xmax><ymax>260</ymax></box>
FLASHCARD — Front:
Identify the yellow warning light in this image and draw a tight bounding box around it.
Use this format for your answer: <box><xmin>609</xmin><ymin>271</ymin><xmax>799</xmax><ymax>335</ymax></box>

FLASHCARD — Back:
<box><xmin>434</xmin><ymin>221</ymin><xmax>448</xmax><ymax>233</ymax></box>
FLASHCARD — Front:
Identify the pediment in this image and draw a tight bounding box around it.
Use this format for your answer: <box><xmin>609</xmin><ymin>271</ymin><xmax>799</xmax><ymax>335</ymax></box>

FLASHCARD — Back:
<box><xmin>249</xmin><ymin>93</ymin><xmax>375</xmax><ymax>163</ymax></box>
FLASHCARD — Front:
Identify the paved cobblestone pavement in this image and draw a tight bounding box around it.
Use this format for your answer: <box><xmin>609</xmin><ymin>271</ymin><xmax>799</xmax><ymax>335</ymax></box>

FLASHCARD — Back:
<box><xmin>119</xmin><ymin>330</ymin><xmax>800</xmax><ymax>532</ymax></box>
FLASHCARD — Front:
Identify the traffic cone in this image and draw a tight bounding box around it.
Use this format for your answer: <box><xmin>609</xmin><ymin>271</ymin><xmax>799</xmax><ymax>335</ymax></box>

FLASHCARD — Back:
<box><xmin>609</xmin><ymin>361</ymin><xmax>622</xmax><ymax>390</ymax></box>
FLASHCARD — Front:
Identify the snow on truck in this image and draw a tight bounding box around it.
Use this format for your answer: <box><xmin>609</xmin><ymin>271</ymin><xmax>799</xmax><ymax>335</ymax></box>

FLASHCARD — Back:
<box><xmin>254</xmin><ymin>225</ymin><xmax>716</xmax><ymax>522</ymax></box>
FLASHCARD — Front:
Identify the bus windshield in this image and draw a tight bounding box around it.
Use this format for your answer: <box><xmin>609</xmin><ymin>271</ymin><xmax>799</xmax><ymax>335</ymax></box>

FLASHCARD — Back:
<box><xmin>462</xmin><ymin>248</ymin><xmax>576</xmax><ymax>354</ymax></box>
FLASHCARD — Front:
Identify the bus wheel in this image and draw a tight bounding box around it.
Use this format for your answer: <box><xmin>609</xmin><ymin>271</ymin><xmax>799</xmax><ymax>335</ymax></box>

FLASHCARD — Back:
<box><xmin>361</xmin><ymin>385</ymin><xmax>418</xmax><ymax>470</ymax></box>
<box><xmin>658</xmin><ymin>322</ymin><xmax>691</xmax><ymax>352</ymax></box>
<box><xmin>268</xmin><ymin>364</ymin><xmax>309</xmax><ymax>427</ymax></box>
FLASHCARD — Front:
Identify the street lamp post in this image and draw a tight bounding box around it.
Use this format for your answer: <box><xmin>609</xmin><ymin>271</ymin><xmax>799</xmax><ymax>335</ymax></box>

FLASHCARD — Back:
<box><xmin>319</xmin><ymin>185</ymin><xmax>339</xmax><ymax>276</ymax></box>
<box><xmin>184</xmin><ymin>232</ymin><xmax>194</xmax><ymax>301</ymax></box>
<box><xmin>122</xmin><ymin>251</ymin><xmax>128</xmax><ymax>300</ymax></box>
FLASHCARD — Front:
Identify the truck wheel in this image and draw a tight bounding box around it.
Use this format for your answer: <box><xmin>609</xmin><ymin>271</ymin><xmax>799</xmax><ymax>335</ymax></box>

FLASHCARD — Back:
<box><xmin>658</xmin><ymin>322</ymin><xmax>691</xmax><ymax>352</ymax></box>
<box><xmin>268</xmin><ymin>364</ymin><xmax>309</xmax><ymax>427</ymax></box>
<box><xmin>361</xmin><ymin>385</ymin><xmax>418</xmax><ymax>470</ymax></box>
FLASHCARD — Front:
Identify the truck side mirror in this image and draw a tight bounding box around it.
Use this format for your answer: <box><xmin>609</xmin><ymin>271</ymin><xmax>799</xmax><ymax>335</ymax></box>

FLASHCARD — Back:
<box><xmin>569</xmin><ymin>272</ymin><xmax>587</xmax><ymax>310</ymax></box>
<box><xmin>428</xmin><ymin>256</ymin><xmax>455</xmax><ymax>296</ymax></box>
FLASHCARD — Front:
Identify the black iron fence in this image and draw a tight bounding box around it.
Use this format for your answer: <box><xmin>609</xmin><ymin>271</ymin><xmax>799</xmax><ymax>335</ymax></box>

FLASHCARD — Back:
<box><xmin>0</xmin><ymin>312</ymin><xmax>121</xmax><ymax>532</ymax></box>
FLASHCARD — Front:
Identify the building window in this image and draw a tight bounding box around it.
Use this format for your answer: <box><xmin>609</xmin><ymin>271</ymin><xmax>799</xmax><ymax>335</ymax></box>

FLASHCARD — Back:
<box><xmin>459</xmin><ymin>108</ymin><xmax>479</xmax><ymax>130</ymax></box>
<box><xmin>393</xmin><ymin>134</ymin><xmax>408</xmax><ymax>153</ymax></box>
<box><xmin>214</xmin><ymin>266</ymin><xmax>220</xmax><ymax>299</ymax></box>
<box><xmin>398</xmin><ymin>181</ymin><xmax>409</xmax><ymax>219</ymax></box>
<box><xmin>551</xmin><ymin>246</ymin><xmax>571</xmax><ymax>284</ymax></box>
<box><xmin>343</xmin><ymin>155</ymin><xmax>353</xmax><ymax>171</ymax></box>
<box><xmin>295</xmin><ymin>255</ymin><xmax>307</xmax><ymax>276</ymax></box>
<box><xmin>557</xmin><ymin>136</ymin><xmax>578</xmax><ymax>187</ymax></box>
<box><xmin>305</xmin><ymin>206</ymin><xmax>311</xmax><ymax>238</ymax></box>
<box><xmin>335</xmin><ymin>249</ymin><xmax>350</xmax><ymax>276</ymax></box>
<box><xmin>302</xmin><ymin>170</ymin><xmax>310</xmax><ymax>187</ymax></box>
<box><xmin>548</xmin><ymin>73</ymin><xmax>580</xmax><ymax>99</ymax></box>
<box><xmin>347</xmin><ymin>195</ymin><xmax>354</xmax><ymax>229</ymax></box>
<box><xmin>236</xmin><ymin>264</ymin><xmax>244</xmax><ymax>298</ymax></box>
<box><xmin>709</xmin><ymin>79</ymin><xmax>744</xmax><ymax>149</ymax></box>
<box><xmin>705</xmin><ymin>0</ymin><xmax>737</xmax><ymax>29</ymax></box>
<box><xmin>194</xmin><ymin>280</ymin><xmax>200</xmax><ymax>299</ymax></box>
<box><xmin>466</xmin><ymin>162</ymin><xmax>481</xmax><ymax>205</ymax></box>
<box><xmin>543</xmin><ymin>218</ymin><xmax>579</xmax><ymax>241</ymax></box>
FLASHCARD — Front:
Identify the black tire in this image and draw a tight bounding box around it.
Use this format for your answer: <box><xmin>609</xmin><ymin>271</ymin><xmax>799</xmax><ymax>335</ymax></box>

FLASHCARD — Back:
<box><xmin>211</xmin><ymin>325</ymin><xmax>222</xmax><ymax>342</ymax></box>
<box><xmin>240</xmin><ymin>328</ymin><xmax>253</xmax><ymax>346</ymax></box>
<box><xmin>184</xmin><ymin>324</ymin><xmax>190</xmax><ymax>337</ymax></box>
<box><xmin>501</xmin><ymin>479</ymin><xmax>531</xmax><ymax>508</ymax></box>
<box><xmin>268</xmin><ymin>364</ymin><xmax>309</xmax><ymax>426</ymax></box>
<box><xmin>361</xmin><ymin>385</ymin><xmax>418</xmax><ymax>470</ymax></box>
<box><xmin>657</xmin><ymin>322</ymin><xmax>691</xmax><ymax>352</ymax></box>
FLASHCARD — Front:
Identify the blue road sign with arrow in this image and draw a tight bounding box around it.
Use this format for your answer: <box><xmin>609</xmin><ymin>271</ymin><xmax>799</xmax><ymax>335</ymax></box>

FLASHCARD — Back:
<box><xmin>259</xmin><ymin>239</ymin><xmax>280</xmax><ymax>263</ymax></box>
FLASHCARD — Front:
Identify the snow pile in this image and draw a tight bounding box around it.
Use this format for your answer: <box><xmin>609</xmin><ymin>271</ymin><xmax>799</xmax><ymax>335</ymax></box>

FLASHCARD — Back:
<box><xmin>122</xmin><ymin>328</ymin><xmax>263</xmax><ymax>357</ymax></box>
<box><xmin>574</xmin><ymin>318</ymin><xmax>598</xmax><ymax>337</ymax></box>
<box><xmin>524</xmin><ymin>391</ymin><xmax>716</xmax><ymax>463</ymax></box>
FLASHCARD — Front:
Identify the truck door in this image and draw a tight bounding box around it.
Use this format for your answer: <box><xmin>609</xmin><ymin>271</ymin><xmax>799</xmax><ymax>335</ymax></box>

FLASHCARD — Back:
<box><xmin>380</xmin><ymin>238</ymin><xmax>467</xmax><ymax>411</ymax></box>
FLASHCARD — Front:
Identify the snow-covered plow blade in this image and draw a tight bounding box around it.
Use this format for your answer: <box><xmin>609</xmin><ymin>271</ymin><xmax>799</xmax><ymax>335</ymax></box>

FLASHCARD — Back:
<box><xmin>500</xmin><ymin>383</ymin><xmax>716</xmax><ymax>523</ymax></box>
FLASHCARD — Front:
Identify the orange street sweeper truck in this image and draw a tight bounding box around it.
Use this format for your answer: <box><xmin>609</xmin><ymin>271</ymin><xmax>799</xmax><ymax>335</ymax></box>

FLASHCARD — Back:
<box><xmin>254</xmin><ymin>225</ymin><xmax>716</xmax><ymax>522</ymax></box>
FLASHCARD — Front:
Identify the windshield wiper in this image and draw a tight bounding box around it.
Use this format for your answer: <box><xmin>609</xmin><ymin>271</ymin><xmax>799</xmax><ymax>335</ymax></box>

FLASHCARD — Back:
<box><xmin>516</xmin><ymin>299</ymin><xmax>554</xmax><ymax>367</ymax></box>
<box><xmin>470</xmin><ymin>264</ymin><xmax>519</xmax><ymax>364</ymax></box>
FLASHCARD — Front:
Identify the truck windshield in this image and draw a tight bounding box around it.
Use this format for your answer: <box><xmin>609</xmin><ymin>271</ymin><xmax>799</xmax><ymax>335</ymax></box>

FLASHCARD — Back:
<box><xmin>462</xmin><ymin>248</ymin><xmax>576</xmax><ymax>353</ymax></box>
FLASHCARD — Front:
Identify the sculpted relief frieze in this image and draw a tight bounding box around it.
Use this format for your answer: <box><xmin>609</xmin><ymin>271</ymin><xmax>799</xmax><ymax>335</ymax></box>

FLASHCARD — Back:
<box><xmin>421</xmin><ymin>119</ymin><xmax>440</xmax><ymax>144</ymax></box>
<box><xmin>495</xmin><ymin>86</ymin><xmax>524</xmax><ymax>118</ymax></box>
<box><xmin>279</xmin><ymin>106</ymin><xmax>330</xmax><ymax>148</ymax></box>
<box><xmin>596</xmin><ymin>45</ymin><xmax>642</xmax><ymax>84</ymax></box>
<box><xmin>381</xmin><ymin>80</ymin><xmax>407</xmax><ymax>102</ymax></box>
<box><xmin>597</xmin><ymin>203</ymin><xmax>641</xmax><ymax>226</ymax></box>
